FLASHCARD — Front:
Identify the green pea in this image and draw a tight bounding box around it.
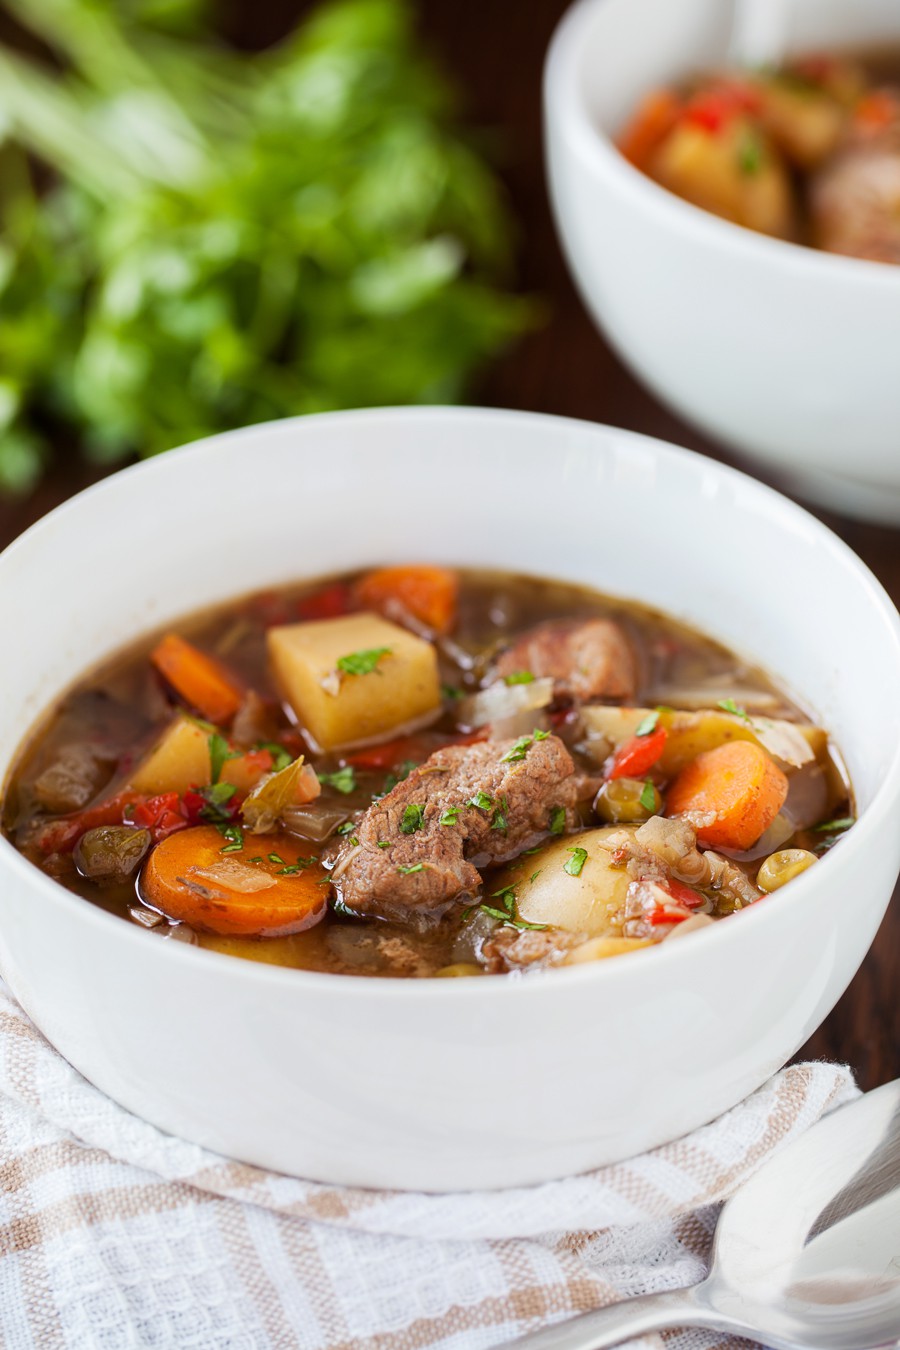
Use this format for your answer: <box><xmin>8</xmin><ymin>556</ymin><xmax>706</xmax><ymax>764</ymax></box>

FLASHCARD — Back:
<box><xmin>757</xmin><ymin>848</ymin><xmax>817</xmax><ymax>893</ymax></box>
<box><xmin>595</xmin><ymin>777</ymin><xmax>662</xmax><ymax>824</ymax></box>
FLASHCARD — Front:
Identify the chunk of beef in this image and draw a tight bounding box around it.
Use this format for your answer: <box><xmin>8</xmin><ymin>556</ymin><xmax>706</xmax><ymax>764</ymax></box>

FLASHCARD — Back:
<box><xmin>811</xmin><ymin>106</ymin><xmax>900</xmax><ymax>264</ymax></box>
<box><xmin>482</xmin><ymin>927</ymin><xmax>579</xmax><ymax>975</ymax></box>
<box><xmin>32</xmin><ymin>744</ymin><xmax>115</xmax><ymax>814</ymax></box>
<box><xmin>492</xmin><ymin>618</ymin><xmax>637</xmax><ymax>704</ymax></box>
<box><xmin>326</xmin><ymin>735</ymin><xmax>581</xmax><ymax>920</ymax></box>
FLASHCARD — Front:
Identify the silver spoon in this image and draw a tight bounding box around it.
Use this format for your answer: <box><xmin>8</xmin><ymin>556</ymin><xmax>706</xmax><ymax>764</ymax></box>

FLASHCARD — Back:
<box><xmin>505</xmin><ymin>1077</ymin><xmax>900</xmax><ymax>1350</ymax></box>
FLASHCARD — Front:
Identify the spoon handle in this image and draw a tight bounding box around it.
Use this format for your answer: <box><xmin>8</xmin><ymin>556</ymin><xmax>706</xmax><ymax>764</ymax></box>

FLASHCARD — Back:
<box><xmin>500</xmin><ymin>1284</ymin><xmax>732</xmax><ymax>1350</ymax></box>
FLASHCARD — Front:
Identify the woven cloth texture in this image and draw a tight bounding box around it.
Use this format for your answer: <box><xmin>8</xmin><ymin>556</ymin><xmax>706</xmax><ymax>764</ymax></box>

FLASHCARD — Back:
<box><xmin>0</xmin><ymin>979</ymin><xmax>857</xmax><ymax>1350</ymax></box>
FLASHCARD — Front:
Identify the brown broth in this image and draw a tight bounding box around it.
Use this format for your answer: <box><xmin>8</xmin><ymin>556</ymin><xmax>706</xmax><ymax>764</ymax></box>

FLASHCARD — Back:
<box><xmin>1</xmin><ymin>569</ymin><xmax>852</xmax><ymax>977</ymax></box>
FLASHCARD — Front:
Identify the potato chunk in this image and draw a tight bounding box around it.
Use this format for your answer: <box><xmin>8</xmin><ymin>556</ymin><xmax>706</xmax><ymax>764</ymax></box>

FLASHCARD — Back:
<box><xmin>267</xmin><ymin>613</ymin><xmax>441</xmax><ymax>752</ymax></box>
<box><xmin>129</xmin><ymin>715</ymin><xmax>211</xmax><ymax>795</ymax></box>
<box><xmin>490</xmin><ymin>827</ymin><xmax>636</xmax><ymax>938</ymax></box>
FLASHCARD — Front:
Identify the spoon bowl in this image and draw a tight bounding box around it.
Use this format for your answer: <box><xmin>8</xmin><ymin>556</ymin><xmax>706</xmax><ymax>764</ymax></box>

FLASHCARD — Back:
<box><xmin>508</xmin><ymin>1078</ymin><xmax>900</xmax><ymax>1349</ymax></box>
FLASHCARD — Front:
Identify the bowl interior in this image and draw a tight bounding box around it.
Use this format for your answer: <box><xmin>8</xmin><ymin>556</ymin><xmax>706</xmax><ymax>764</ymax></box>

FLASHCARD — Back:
<box><xmin>2</xmin><ymin>409</ymin><xmax>899</xmax><ymax>826</ymax></box>
<box><xmin>575</xmin><ymin>0</ymin><xmax>900</xmax><ymax>136</ymax></box>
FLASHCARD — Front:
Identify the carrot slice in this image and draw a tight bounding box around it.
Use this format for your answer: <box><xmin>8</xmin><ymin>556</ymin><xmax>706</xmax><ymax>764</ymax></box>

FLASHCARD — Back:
<box><xmin>666</xmin><ymin>741</ymin><xmax>788</xmax><ymax>851</ymax></box>
<box><xmin>356</xmin><ymin>565</ymin><xmax>458</xmax><ymax>635</ymax></box>
<box><xmin>150</xmin><ymin>634</ymin><xmax>243</xmax><ymax>725</ymax></box>
<box><xmin>141</xmin><ymin>825</ymin><xmax>329</xmax><ymax>937</ymax></box>
<box><xmin>618</xmin><ymin>89</ymin><xmax>682</xmax><ymax>168</ymax></box>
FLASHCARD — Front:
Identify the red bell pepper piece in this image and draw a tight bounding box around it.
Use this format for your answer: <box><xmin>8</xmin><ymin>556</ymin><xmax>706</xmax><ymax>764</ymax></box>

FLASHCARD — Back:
<box><xmin>665</xmin><ymin>879</ymin><xmax>705</xmax><ymax>910</ymax></box>
<box><xmin>296</xmin><ymin>583</ymin><xmax>352</xmax><ymax>622</ymax></box>
<box><xmin>129</xmin><ymin>792</ymin><xmax>189</xmax><ymax>841</ymax></box>
<box><xmin>36</xmin><ymin>791</ymin><xmax>145</xmax><ymax>854</ymax></box>
<box><xmin>608</xmin><ymin>725</ymin><xmax>668</xmax><ymax>780</ymax></box>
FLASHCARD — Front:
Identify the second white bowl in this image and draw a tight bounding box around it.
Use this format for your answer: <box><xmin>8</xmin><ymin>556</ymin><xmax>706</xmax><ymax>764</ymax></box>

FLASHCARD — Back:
<box><xmin>544</xmin><ymin>0</ymin><xmax>900</xmax><ymax>523</ymax></box>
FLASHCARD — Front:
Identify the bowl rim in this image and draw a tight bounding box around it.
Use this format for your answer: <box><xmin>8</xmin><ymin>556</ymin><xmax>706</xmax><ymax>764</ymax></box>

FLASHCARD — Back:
<box><xmin>544</xmin><ymin>0</ymin><xmax>900</xmax><ymax>291</ymax></box>
<box><xmin>2</xmin><ymin>403</ymin><xmax>900</xmax><ymax>1001</ymax></box>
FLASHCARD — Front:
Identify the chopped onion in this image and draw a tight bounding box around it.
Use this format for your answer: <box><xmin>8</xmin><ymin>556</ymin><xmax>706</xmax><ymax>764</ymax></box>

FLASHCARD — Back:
<box><xmin>282</xmin><ymin>803</ymin><xmax>349</xmax><ymax>842</ymax></box>
<box><xmin>456</xmin><ymin>677</ymin><xmax>554</xmax><ymax>730</ymax></box>
<box><xmin>191</xmin><ymin>861</ymin><xmax>276</xmax><ymax>893</ymax></box>
<box><xmin>242</xmin><ymin>757</ymin><xmax>321</xmax><ymax>834</ymax></box>
<box><xmin>490</xmin><ymin>710</ymin><xmax>551</xmax><ymax>740</ymax></box>
<box><xmin>650</xmin><ymin>683</ymin><xmax>782</xmax><ymax>712</ymax></box>
<box><xmin>749</xmin><ymin>717</ymin><xmax>815</xmax><ymax>769</ymax></box>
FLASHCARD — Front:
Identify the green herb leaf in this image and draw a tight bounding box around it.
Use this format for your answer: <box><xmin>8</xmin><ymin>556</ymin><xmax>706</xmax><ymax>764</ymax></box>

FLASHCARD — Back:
<box><xmin>399</xmin><ymin>803</ymin><xmax>426</xmax><ymax>835</ymax></box>
<box><xmin>0</xmin><ymin>0</ymin><xmax>531</xmax><ymax>498</ymax></box>
<box><xmin>640</xmin><ymin>779</ymin><xmax>657</xmax><ymax>811</ymax></box>
<box><xmin>319</xmin><ymin>766</ymin><xmax>357</xmax><ymax>795</ymax></box>
<box><xmin>257</xmin><ymin>742</ymin><xmax>293</xmax><ymax>773</ymax></box>
<box><xmin>380</xmin><ymin>761</ymin><xmax>418</xmax><ymax>796</ymax></box>
<box><xmin>738</xmin><ymin>133</ymin><xmax>763</xmax><ymax>175</ymax></box>
<box><xmin>635</xmin><ymin>711</ymin><xmax>659</xmax><ymax>737</ymax></box>
<box><xmin>563</xmin><ymin>846</ymin><xmax>588</xmax><ymax>877</ymax></box>
<box><xmin>529</xmin><ymin>869</ymin><xmax>542</xmax><ymax>884</ymax></box>
<box><xmin>441</xmin><ymin>684</ymin><xmax>464</xmax><ymax>700</ymax></box>
<box><xmin>717</xmin><ymin>698</ymin><xmax>750</xmax><ymax>722</ymax></box>
<box><xmin>219</xmin><ymin>825</ymin><xmax>244</xmax><ymax>854</ymax></box>
<box><xmin>467</xmin><ymin>790</ymin><xmax>494</xmax><ymax>812</ymax></box>
<box><xmin>439</xmin><ymin>808</ymin><xmax>459</xmax><ymax>826</ymax></box>
<box><xmin>267</xmin><ymin>852</ymin><xmax>285</xmax><ymax>865</ymax></box>
<box><xmin>490</xmin><ymin>802</ymin><xmax>508</xmax><ymax>832</ymax></box>
<box><xmin>503</xmin><ymin>670</ymin><xmax>534</xmax><ymax>685</ymax></box>
<box><xmin>549</xmin><ymin>806</ymin><xmax>566</xmax><ymax>835</ymax></box>
<box><xmin>479</xmin><ymin>883</ymin><xmax>548</xmax><ymax>932</ymax></box>
<box><xmin>197</xmin><ymin>781</ymin><xmax>238</xmax><ymax>823</ymax></box>
<box><xmin>336</xmin><ymin>821</ymin><xmax>357</xmax><ymax>836</ymax></box>
<box><xmin>815</xmin><ymin>816</ymin><xmax>855</xmax><ymax>833</ymax></box>
<box><xmin>331</xmin><ymin>895</ymin><xmax>356</xmax><ymax>918</ymax></box>
<box><xmin>336</xmin><ymin>647</ymin><xmax>391</xmax><ymax>677</ymax></box>
<box><xmin>208</xmin><ymin>732</ymin><xmax>237</xmax><ymax>784</ymax></box>
<box><xmin>396</xmin><ymin>862</ymin><xmax>426</xmax><ymax>875</ymax></box>
<box><xmin>377</xmin><ymin>840</ymin><xmax>391</xmax><ymax>849</ymax></box>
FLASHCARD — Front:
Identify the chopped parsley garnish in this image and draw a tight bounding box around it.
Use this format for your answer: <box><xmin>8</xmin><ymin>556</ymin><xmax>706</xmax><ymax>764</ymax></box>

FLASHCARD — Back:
<box><xmin>330</xmin><ymin>895</ymin><xmax>356</xmax><ymax>918</ymax></box>
<box><xmin>503</xmin><ymin>670</ymin><xmax>535</xmax><ymax>686</ymax></box>
<box><xmin>563</xmin><ymin>846</ymin><xmax>588</xmax><ymax>877</ymax></box>
<box><xmin>208</xmin><ymin>732</ymin><xmax>238</xmax><ymax>784</ymax></box>
<box><xmin>400</xmin><ymin>803</ymin><xmax>426</xmax><ymax>835</ymax></box>
<box><xmin>815</xmin><ymin>816</ymin><xmax>855</xmax><ymax>833</ymax></box>
<box><xmin>478</xmin><ymin>883</ymin><xmax>547</xmax><ymax>932</ymax></box>
<box><xmin>549</xmin><ymin>806</ymin><xmax>566</xmax><ymax>835</ymax></box>
<box><xmin>439</xmin><ymin>808</ymin><xmax>459</xmax><ymax>827</ymax></box>
<box><xmin>500</xmin><ymin>729</ymin><xmax>549</xmax><ymax>764</ymax></box>
<box><xmin>718</xmin><ymin>698</ymin><xmax>750</xmax><ymax>722</ymax></box>
<box><xmin>336</xmin><ymin>647</ymin><xmax>391</xmax><ymax>677</ymax></box>
<box><xmin>467</xmin><ymin>790</ymin><xmax>494</xmax><ymax>812</ymax></box>
<box><xmin>738</xmin><ymin>133</ymin><xmax>763</xmax><ymax>175</ymax></box>
<box><xmin>196</xmin><ymin>781</ymin><xmax>238</xmax><ymax>823</ymax></box>
<box><xmin>529</xmin><ymin>869</ymin><xmax>542</xmax><ymax>884</ymax></box>
<box><xmin>640</xmin><ymin>779</ymin><xmax>657</xmax><ymax>812</ymax></box>
<box><xmin>247</xmin><ymin>856</ymin><xmax>264</xmax><ymax>865</ymax></box>
<box><xmin>219</xmin><ymin>825</ymin><xmax>244</xmax><ymax>854</ymax></box>
<box><xmin>634</xmin><ymin>711</ymin><xmax>659</xmax><ymax>737</ymax></box>
<box><xmin>267</xmin><ymin>852</ymin><xmax>285</xmax><ymax>865</ymax></box>
<box><xmin>381</xmin><ymin>760</ymin><xmax>418</xmax><ymax>796</ymax></box>
<box><xmin>490</xmin><ymin>798</ymin><xmax>509</xmax><ymax>833</ymax></box>
<box><xmin>396</xmin><ymin>863</ymin><xmax>426</xmax><ymax>875</ymax></box>
<box><xmin>441</xmin><ymin>683</ymin><xmax>464</xmax><ymax>700</ymax></box>
<box><xmin>319</xmin><ymin>766</ymin><xmax>356</xmax><ymax>795</ymax></box>
<box><xmin>336</xmin><ymin>821</ymin><xmax>357</xmax><ymax>836</ymax></box>
<box><xmin>376</xmin><ymin>840</ymin><xmax>391</xmax><ymax>849</ymax></box>
<box><xmin>257</xmin><ymin>741</ymin><xmax>292</xmax><ymax>772</ymax></box>
<box><xmin>277</xmin><ymin>863</ymin><xmax>305</xmax><ymax>875</ymax></box>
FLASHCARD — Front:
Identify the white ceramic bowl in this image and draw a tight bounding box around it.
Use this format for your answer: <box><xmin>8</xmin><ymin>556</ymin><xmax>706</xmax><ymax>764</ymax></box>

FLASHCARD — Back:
<box><xmin>545</xmin><ymin>0</ymin><xmax>900</xmax><ymax>524</ymax></box>
<box><xmin>1</xmin><ymin>408</ymin><xmax>899</xmax><ymax>1191</ymax></box>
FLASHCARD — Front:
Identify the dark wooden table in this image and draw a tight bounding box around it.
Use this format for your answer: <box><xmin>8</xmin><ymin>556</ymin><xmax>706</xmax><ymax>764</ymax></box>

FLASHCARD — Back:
<box><xmin>1</xmin><ymin>0</ymin><xmax>896</xmax><ymax>1088</ymax></box>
